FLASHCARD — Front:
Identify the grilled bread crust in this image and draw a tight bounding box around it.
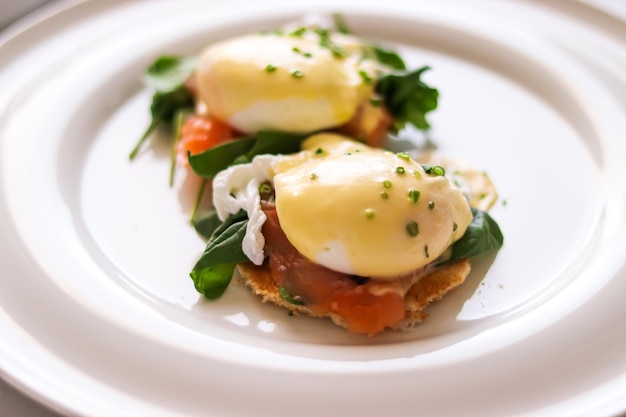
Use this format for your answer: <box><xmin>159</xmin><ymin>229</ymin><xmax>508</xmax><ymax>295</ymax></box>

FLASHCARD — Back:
<box><xmin>236</xmin><ymin>259</ymin><xmax>471</xmax><ymax>332</ymax></box>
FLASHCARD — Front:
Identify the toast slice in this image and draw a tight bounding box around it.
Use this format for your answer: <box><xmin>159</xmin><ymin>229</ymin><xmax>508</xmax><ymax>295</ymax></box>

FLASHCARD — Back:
<box><xmin>236</xmin><ymin>258</ymin><xmax>471</xmax><ymax>333</ymax></box>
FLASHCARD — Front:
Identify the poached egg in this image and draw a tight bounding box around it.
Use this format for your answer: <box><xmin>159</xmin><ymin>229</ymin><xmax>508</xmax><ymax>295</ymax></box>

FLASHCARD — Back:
<box><xmin>213</xmin><ymin>133</ymin><xmax>473</xmax><ymax>278</ymax></box>
<box><xmin>195</xmin><ymin>32</ymin><xmax>376</xmax><ymax>134</ymax></box>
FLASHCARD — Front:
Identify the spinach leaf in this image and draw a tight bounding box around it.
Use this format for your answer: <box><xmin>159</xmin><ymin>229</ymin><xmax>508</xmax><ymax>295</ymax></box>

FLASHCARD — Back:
<box><xmin>187</xmin><ymin>131</ymin><xmax>306</xmax><ymax>179</ymax></box>
<box><xmin>371</xmin><ymin>46</ymin><xmax>406</xmax><ymax>71</ymax></box>
<box><xmin>375</xmin><ymin>66</ymin><xmax>439</xmax><ymax>131</ymax></box>
<box><xmin>330</xmin><ymin>13</ymin><xmax>406</xmax><ymax>71</ymax></box>
<box><xmin>129</xmin><ymin>56</ymin><xmax>197</xmax><ymax>160</ymax></box>
<box><xmin>191</xmin><ymin>209</ymin><xmax>222</xmax><ymax>240</ymax></box>
<box><xmin>191</xmin><ymin>263</ymin><xmax>238</xmax><ymax>299</ymax></box>
<box><xmin>207</xmin><ymin>209</ymin><xmax>248</xmax><ymax>241</ymax></box>
<box><xmin>188</xmin><ymin>137</ymin><xmax>256</xmax><ymax>178</ymax></box>
<box><xmin>447</xmin><ymin>208</ymin><xmax>504</xmax><ymax>264</ymax></box>
<box><xmin>144</xmin><ymin>56</ymin><xmax>197</xmax><ymax>92</ymax></box>
<box><xmin>246</xmin><ymin>130</ymin><xmax>307</xmax><ymax>158</ymax></box>
<box><xmin>190</xmin><ymin>213</ymin><xmax>250</xmax><ymax>298</ymax></box>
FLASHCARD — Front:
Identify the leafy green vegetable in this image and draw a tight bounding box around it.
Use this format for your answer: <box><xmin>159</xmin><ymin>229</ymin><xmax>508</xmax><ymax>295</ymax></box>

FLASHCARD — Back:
<box><xmin>447</xmin><ymin>208</ymin><xmax>504</xmax><ymax>264</ymax></box>
<box><xmin>188</xmin><ymin>131</ymin><xmax>306</xmax><ymax>179</ymax></box>
<box><xmin>207</xmin><ymin>209</ymin><xmax>248</xmax><ymax>241</ymax></box>
<box><xmin>333</xmin><ymin>13</ymin><xmax>351</xmax><ymax>34</ymax></box>
<box><xmin>144</xmin><ymin>56</ymin><xmax>197</xmax><ymax>92</ymax></box>
<box><xmin>371</xmin><ymin>46</ymin><xmax>406</xmax><ymax>71</ymax></box>
<box><xmin>169</xmin><ymin>109</ymin><xmax>192</xmax><ymax>186</ymax></box>
<box><xmin>375</xmin><ymin>66</ymin><xmax>439</xmax><ymax>131</ymax></box>
<box><xmin>191</xmin><ymin>263</ymin><xmax>238</xmax><ymax>299</ymax></box>
<box><xmin>188</xmin><ymin>137</ymin><xmax>256</xmax><ymax>178</ymax></box>
<box><xmin>246</xmin><ymin>130</ymin><xmax>307</xmax><ymax>158</ymax></box>
<box><xmin>192</xmin><ymin>209</ymin><xmax>223</xmax><ymax>240</ymax></box>
<box><xmin>187</xmin><ymin>205</ymin><xmax>502</xmax><ymax>300</ymax></box>
<box><xmin>190</xmin><ymin>212</ymin><xmax>250</xmax><ymax>298</ymax></box>
<box><xmin>329</xmin><ymin>13</ymin><xmax>406</xmax><ymax>71</ymax></box>
<box><xmin>190</xmin><ymin>178</ymin><xmax>209</xmax><ymax>223</ymax></box>
<box><xmin>129</xmin><ymin>56</ymin><xmax>197</xmax><ymax>160</ymax></box>
<box><xmin>278</xmin><ymin>286</ymin><xmax>305</xmax><ymax>305</ymax></box>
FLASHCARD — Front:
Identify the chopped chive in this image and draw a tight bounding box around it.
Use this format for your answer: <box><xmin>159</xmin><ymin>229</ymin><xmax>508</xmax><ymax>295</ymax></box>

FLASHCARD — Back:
<box><xmin>265</xmin><ymin>64</ymin><xmax>277</xmax><ymax>73</ymax></box>
<box><xmin>330</xmin><ymin>47</ymin><xmax>348</xmax><ymax>58</ymax></box>
<box><xmin>396</xmin><ymin>166</ymin><xmax>406</xmax><ymax>175</ymax></box>
<box><xmin>432</xmin><ymin>165</ymin><xmax>446</xmax><ymax>176</ymax></box>
<box><xmin>397</xmin><ymin>152</ymin><xmax>411</xmax><ymax>161</ymax></box>
<box><xmin>310</xmin><ymin>173</ymin><xmax>318</xmax><ymax>180</ymax></box>
<box><xmin>428</xmin><ymin>200</ymin><xmax>435</xmax><ymax>209</ymax></box>
<box><xmin>406</xmin><ymin>221</ymin><xmax>419</xmax><ymax>237</ymax></box>
<box><xmin>412</xmin><ymin>169</ymin><xmax>422</xmax><ymax>179</ymax></box>
<box><xmin>291</xmin><ymin>69</ymin><xmax>304</xmax><ymax>78</ymax></box>
<box><xmin>279</xmin><ymin>286</ymin><xmax>304</xmax><ymax>305</ymax></box>
<box><xmin>259</xmin><ymin>183</ymin><xmax>273</xmax><ymax>194</ymax></box>
<box><xmin>381</xmin><ymin>191</ymin><xmax>389</xmax><ymax>200</ymax></box>
<box><xmin>358</xmin><ymin>70</ymin><xmax>373</xmax><ymax>85</ymax></box>
<box><xmin>315</xmin><ymin>27</ymin><xmax>348</xmax><ymax>58</ymax></box>
<box><xmin>453</xmin><ymin>223</ymin><xmax>458</xmax><ymax>231</ymax></box>
<box><xmin>365</xmin><ymin>208</ymin><xmax>375</xmax><ymax>219</ymax></box>
<box><xmin>383</xmin><ymin>179</ymin><xmax>392</xmax><ymax>188</ymax></box>
<box><xmin>291</xmin><ymin>47</ymin><xmax>313</xmax><ymax>58</ymax></box>
<box><xmin>424</xmin><ymin>245</ymin><xmax>430</xmax><ymax>258</ymax></box>
<box><xmin>421</xmin><ymin>164</ymin><xmax>446</xmax><ymax>176</ymax></box>
<box><xmin>289</xmin><ymin>27</ymin><xmax>306</xmax><ymax>37</ymax></box>
<box><xmin>315</xmin><ymin>148</ymin><xmax>325</xmax><ymax>156</ymax></box>
<box><xmin>408</xmin><ymin>189</ymin><xmax>420</xmax><ymax>203</ymax></box>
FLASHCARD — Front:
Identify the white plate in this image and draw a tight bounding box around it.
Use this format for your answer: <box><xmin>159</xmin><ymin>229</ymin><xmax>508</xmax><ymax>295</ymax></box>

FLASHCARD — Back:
<box><xmin>1</xmin><ymin>1</ymin><xmax>626</xmax><ymax>416</ymax></box>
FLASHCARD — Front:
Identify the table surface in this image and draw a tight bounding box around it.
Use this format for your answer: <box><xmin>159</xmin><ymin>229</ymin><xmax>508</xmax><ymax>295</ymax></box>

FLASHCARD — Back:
<box><xmin>1</xmin><ymin>0</ymin><xmax>626</xmax><ymax>416</ymax></box>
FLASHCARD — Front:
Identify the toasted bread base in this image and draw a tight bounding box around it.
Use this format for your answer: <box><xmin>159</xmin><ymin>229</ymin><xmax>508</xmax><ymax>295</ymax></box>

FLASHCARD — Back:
<box><xmin>237</xmin><ymin>259</ymin><xmax>471</xmax><ymax>333</ymax></box>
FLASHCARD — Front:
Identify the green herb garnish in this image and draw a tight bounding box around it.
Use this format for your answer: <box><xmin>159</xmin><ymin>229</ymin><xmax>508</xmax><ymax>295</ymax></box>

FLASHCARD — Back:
<box><xmin>370</xmin><ymin>45</ymin><xmax>406</xmax><ymax>70</ymax></box>
<box><xmin>279</xmin><ymin>286</ymin><xmax>305</xmax><ymax>305</ymax></box>
<box><xmin>446</xmin><ymin>208</ymin><xmax>504</xmax><ymax>263</ymax></box>
<box><xmin>333</xmin><ymin>13</ymin><xmax>351</xmax><ymax>34</ymax></box>
<box><xmin>188</xmin><ymin>131</ymin><xmax>306</xmax><ymax>179</ymax></box>
<box><xmin>421</xmin><ymin>164</ymin><xmax>446</xmax><ymax>176</ymax></box>
<box><xmin>376</xmin><ymin>66</ymin><xmax>439</xmax><ymax>132</ymax></box>
<box><xmin>408</xmin><ymin>189</ymin><xmax>420</xmax><ymax>203</ymax></box>
<box><xmin>190</xmin><ymin>210</ymin><xmax>249</xmax><ymax>298</ymax></box>
<box><xmin>406</xmin><ymin>221</ymin><xmax>419</xmax><ymax>237</ymax></box>
<box><xmin>129</xmin><ymin>56</ymin><xmax>197</xmax><ymax>160</ymax></box>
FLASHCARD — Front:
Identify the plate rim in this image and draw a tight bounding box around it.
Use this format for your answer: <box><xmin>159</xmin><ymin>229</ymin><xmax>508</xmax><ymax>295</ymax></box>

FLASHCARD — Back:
<box><xmin>1</xmin><ymin>1</ymin><xmax>626</xmax><ymax>416</ymax></box>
